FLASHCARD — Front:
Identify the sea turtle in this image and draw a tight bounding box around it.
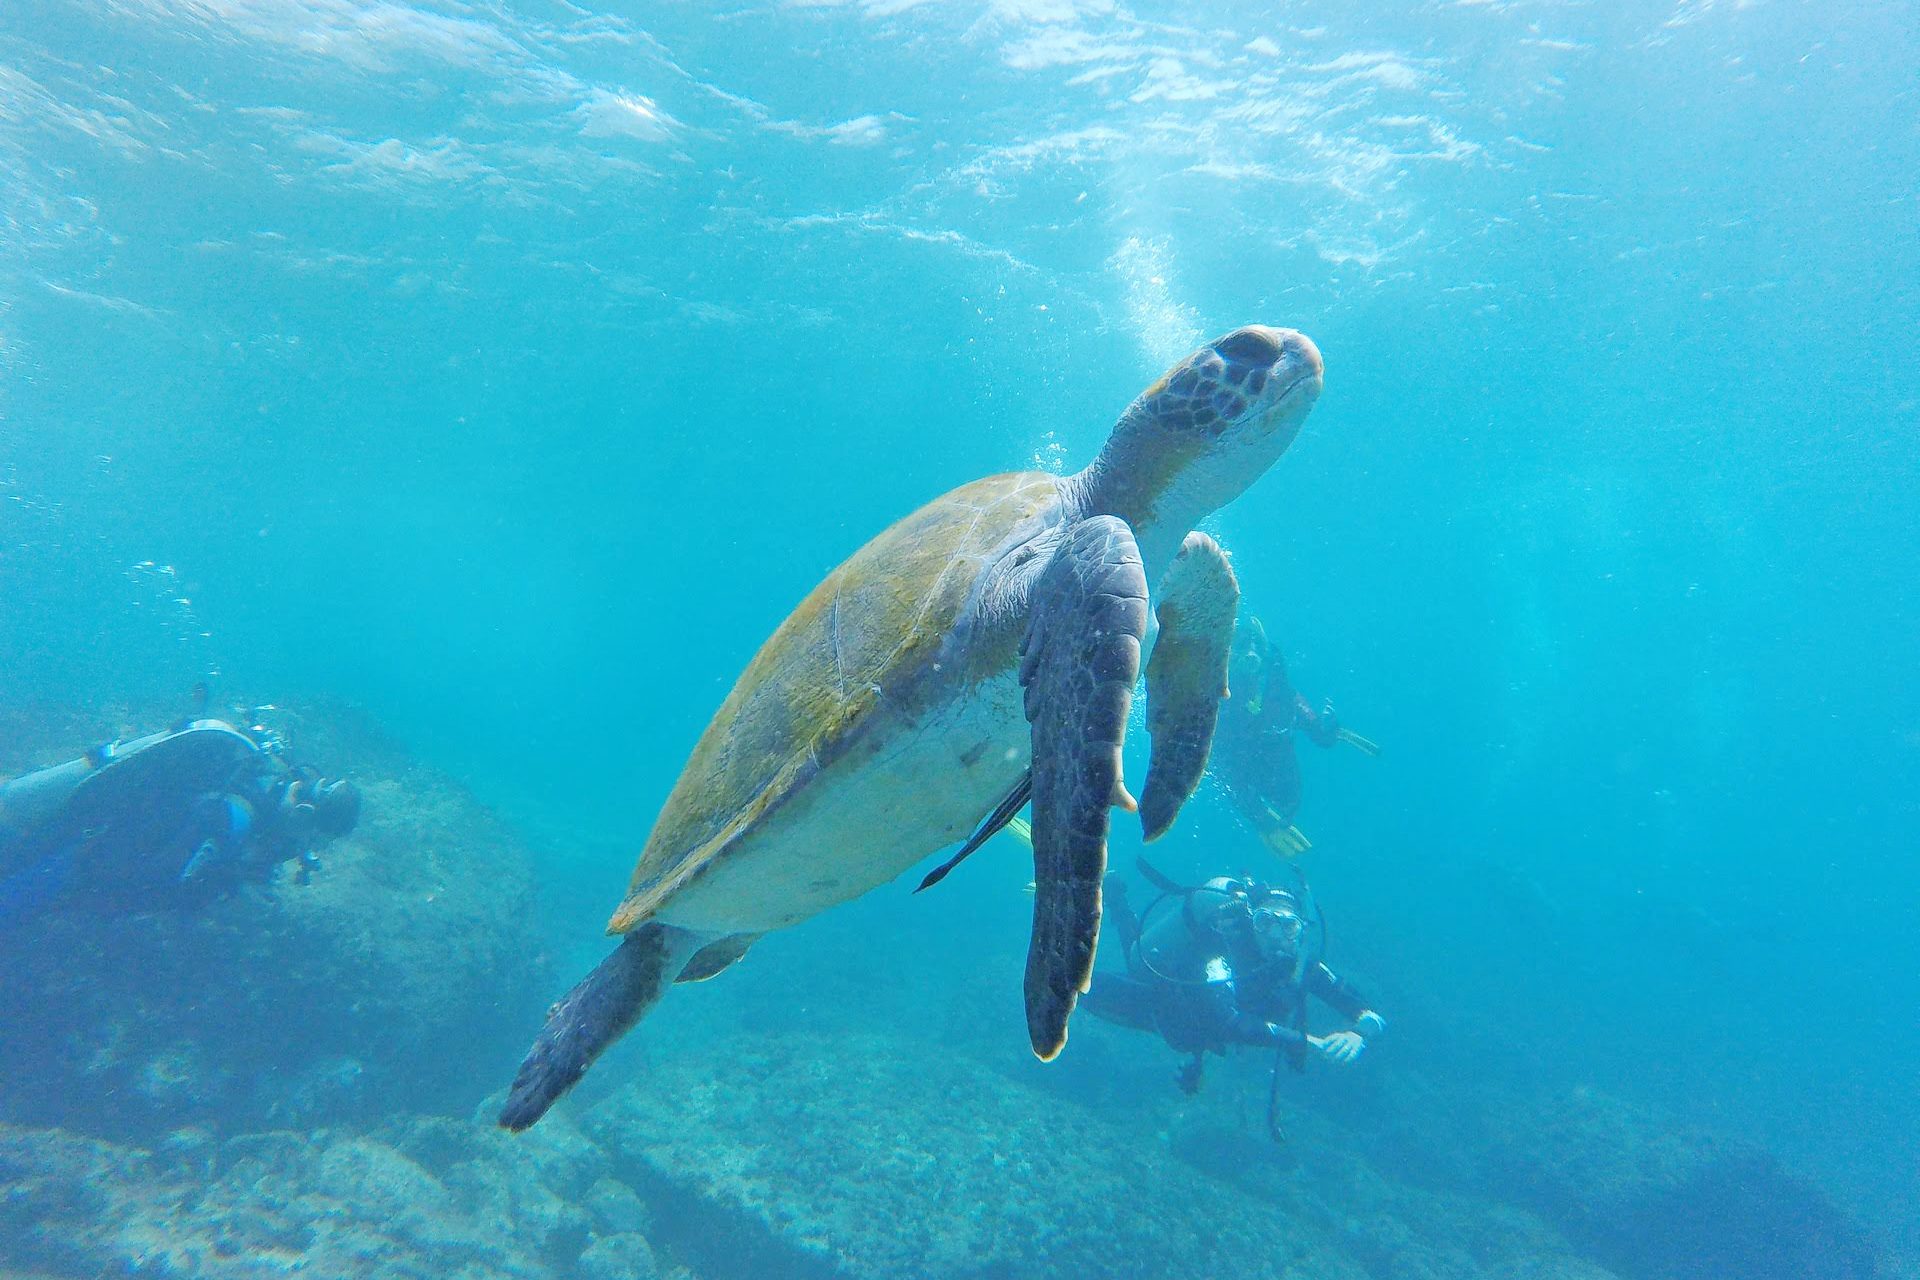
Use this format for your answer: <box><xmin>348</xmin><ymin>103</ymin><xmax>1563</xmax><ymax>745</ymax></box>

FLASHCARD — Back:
<box><xmin>499</xmin><ymin>324</ymin><xmax>1326</xmax><ymax>1131</ymax></box>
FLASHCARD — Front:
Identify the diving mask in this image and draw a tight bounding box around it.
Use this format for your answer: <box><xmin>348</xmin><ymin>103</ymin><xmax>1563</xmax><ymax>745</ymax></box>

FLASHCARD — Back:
<box><xmin>1251</xmin><ymin>904</ymin><xmax>1305</xmax><ymax>948</ymax></box>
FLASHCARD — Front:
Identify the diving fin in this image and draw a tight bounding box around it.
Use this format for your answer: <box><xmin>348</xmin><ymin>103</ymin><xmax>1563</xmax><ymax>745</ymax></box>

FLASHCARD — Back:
<box><xmin>1134</xmin><ymin>856</ymin><xmax>1193</xmax><ymax>897</ymax></box>
<box><xmin>1264</xmin><ymin>825</ymin><xmax>1312</xmax><ymax>858</ymax></box>
<box><xmin>1334</xmin><ymin>727</ymin><xmax>1381</xmax><ymax>757</ymax></box>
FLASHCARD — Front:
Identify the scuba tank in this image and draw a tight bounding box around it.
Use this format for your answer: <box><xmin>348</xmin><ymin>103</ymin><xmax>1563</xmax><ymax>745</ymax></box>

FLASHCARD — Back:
<box><xmin>1128</xmin><ymin>858</ymin><xmax>1326</xmax><ymax>987</ymax></box>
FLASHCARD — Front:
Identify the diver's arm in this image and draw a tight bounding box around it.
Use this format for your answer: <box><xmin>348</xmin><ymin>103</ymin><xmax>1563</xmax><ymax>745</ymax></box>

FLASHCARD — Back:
<box><xmin>1217</xmin><ymin>978</ymin><xmax>1308</xmax><ymax>1048</ymax></box>
<box><xmin>1309</xmin><ymin>962</ymin><xmax>1383</xmax><ymax>1033</ymax></box>
<box><xmin>1293</xmin><ymin>695</ymin><xmax>1342</xmax><ymax>749</ymax></box>
<box><xmin>1227</xmin><ymin>1007</ymin><xmax>1307</xmax><ymax>1048</ymax></box>
<box><xmin>175</xmin><ymin>792</ymin><xmax>263</xmax><ymax>883</ymax></box>
<box><xmin>1185</xmin><ymin>977</ymin><xmax>1300</xmax><ymax>1048</ymax></box>
<box><xmin>1303</xmin><ymin>967</ymin><xmax>1375</xmax><ymax>1063</ymax></box>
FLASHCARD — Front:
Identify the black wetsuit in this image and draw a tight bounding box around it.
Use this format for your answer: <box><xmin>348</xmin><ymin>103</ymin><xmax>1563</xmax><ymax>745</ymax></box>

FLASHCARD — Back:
<box><xmin>0</xmin><ymin>721</ymin><xmax>308</xmax><ymax>922</ymax></box>
<box><xmin>1082</xmin><ymin>881</ymin><xmax>1371</xmax><ymax>1063</ymax></box>
<box><xmin>1212</xmin><ymin>641</ymin><xmax>1342</xmax><ymax>836</ymax></box>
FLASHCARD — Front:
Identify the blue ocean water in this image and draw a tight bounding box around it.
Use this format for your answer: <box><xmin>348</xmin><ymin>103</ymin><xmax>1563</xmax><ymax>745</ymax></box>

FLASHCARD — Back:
<box><xmin>1</xmin><ymin>2</ymin><xmax>1916</xmax><ymax>1277</ymax></box>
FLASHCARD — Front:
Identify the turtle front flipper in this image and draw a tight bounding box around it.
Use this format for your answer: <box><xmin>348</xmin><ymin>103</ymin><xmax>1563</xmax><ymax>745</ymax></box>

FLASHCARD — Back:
<box><xmin>498</xmin><ymin>922</ymin><xmax>706</xmax><ymax>1132</ymax></box>
<box><xmin>1018</xmin><ymin>515</ymin><xmax>1151</xmax><ymax>1060</ymax></box>
<box><xmin>1139</xmin><ymin>531</ymin><xmax>1239</xmax><ymax>841</ymax></box>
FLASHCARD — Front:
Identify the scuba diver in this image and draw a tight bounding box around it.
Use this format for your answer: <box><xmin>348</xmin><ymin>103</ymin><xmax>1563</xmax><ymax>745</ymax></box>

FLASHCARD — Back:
<box><xmin>1210</xmin><ymin>615</ymin><xmax>1378</xmax><ymax>857</ymax></box>
<box><xmin>0</xmin><ymin>717</ymin><xmax>360</xmax><ymax>924</ymax></box>
<box><xmin>1081</xmin><ymin>860</ymin><xmax>1384</xmax><ymax>1140</ymax></box>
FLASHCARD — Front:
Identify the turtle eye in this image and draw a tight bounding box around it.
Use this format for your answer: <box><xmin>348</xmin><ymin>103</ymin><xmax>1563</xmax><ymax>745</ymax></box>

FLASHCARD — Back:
<box><xmin>1214</xmin><ymin>327</ymin><xmax>1284</xmax><ymax>368</ymax></box>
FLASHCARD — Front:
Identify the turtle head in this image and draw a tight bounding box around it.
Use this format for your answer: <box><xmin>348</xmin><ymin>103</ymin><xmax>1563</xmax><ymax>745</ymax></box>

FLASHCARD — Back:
<box><xmin>1078</xmin><ymin>326</ymin><xmax>1323</xmax><ymax>542</ymax></box>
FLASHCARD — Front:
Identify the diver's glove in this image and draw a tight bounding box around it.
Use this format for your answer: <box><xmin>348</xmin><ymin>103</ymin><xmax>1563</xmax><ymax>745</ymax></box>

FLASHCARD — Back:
<box><xmin>1308</xmin><ymin>1030</ymin><xmax>1366</xmax><ymax>1065</ymax></box>
<box><xmin>1294</xmin><ymin>697</ymin><xmax>1341</xmax><ymax>748</ymax></box>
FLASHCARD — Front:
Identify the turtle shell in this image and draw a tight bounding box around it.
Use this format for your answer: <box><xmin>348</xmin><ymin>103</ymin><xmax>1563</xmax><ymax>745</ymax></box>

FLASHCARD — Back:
<box><xmin>608</xmin><ymin>470</ymin><xmax>1061</xmax><ymax>933</ymax></box>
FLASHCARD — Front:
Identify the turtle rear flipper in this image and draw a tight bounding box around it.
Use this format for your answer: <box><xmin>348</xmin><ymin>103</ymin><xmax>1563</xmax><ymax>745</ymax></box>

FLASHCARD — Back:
<box><xmin>675</xmin><ymin>932</ymin><xmax>760</xmax><ymax>983</ymax></box>
<box><xmin>1139</xmin><ymin>531</ymin><xmax>1239</xmax><ymax>841</ymax></box>
<box><xmin>498</xmin><ymin>922</ymin><xmax>704</xmax><ymax>1132</ymax></box>
<box><xmin>1019</xmin><ymin>515</ymin><xmax>1150</xmax><ymax>1061</ymax></box>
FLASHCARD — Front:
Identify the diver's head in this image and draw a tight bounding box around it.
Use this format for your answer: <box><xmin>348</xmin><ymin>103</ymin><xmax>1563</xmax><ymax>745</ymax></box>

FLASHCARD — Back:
<box><xmin>1249</xmin><ymin>888</ymin><xmax>1306</xmax><ymax>959</ymax></box>
<box><xmin>1228</xmin><ymin>615</ymin><xmax>1273</xmax><ymax>714</ymax></box>
<box><xmin>308</xmin><ymin>778</ymin><xmax>361</xmax><ymax>839</ymax></box>
<box><xmin>1082</xmin><ymin>326</ymin><xmax>1324</xmax><ymax>535</ymax></box>
<box><xmin>1197</xmin><ymin>875</ymin><xmax>1307</xmax><ymax>965</ymax></box>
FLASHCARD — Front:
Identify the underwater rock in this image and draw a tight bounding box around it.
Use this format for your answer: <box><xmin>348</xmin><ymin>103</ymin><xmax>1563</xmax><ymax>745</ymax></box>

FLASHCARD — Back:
<box><xmin>578</xmin><ymin>1232</ymin><xmax>662</xmax><ymax>1280</ymax></box>
<box><xmin>0</xmin><ymin>1123</ymin><xmax>164</xmax><ymax>1274</ymax></box>
<box><xmin>0</xmin><ymin>700</ymin><xmax>556</xmax><ymax>1137</ymax></box>
<box><xmin>0</xmin><ymin>1037</ymin><xmax>1743</xmax><ymax>1280</ymax></box>
<box><xmin>281</xmin><ymin>1054</ymin><xmax>369</xmax><ymax>1123</ymax></box>
<box><xmin>1482</xmin><ymin>1085</ymin><xmax>1885</xmax><ymax>1280</ymax></box>
<box><xmin>0</xmin><ymin>1113</ymin><xmax>659</xmax><ymax>1280</ymax></box>
<box><xmin>1145</xmin><ymin>1100</ymin><xmax>1623</xmax><ymax>1280</ymax></box>
<box><xmin>583</xmin><ymin>1174</ymin><xmax>657</xmax><ymax>1239</ymax></box>
<box><xmin>582</xmin><ymin>1031</ymin><xmax>1343</xmax><ymax>1280</ymax></box>
<box><xmin>579</xmin><ymin>1028</ymin><xmax>1623</xmax><ymax>1280</ymax></box>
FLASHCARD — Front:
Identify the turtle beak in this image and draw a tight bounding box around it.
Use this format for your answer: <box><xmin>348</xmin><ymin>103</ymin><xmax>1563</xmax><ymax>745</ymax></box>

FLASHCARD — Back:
<box><xmin>1220</xmin><ymin>326</ymin><xmax>1321</xmax><ymax>403</ymax></box>
<box><xmin>1275</xmin><ymin>329</ymin><xmax>1323</xmax><ymax>393</ymax></box>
